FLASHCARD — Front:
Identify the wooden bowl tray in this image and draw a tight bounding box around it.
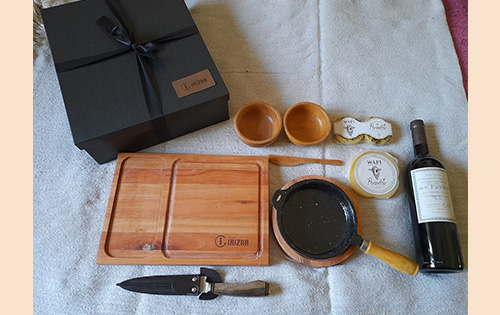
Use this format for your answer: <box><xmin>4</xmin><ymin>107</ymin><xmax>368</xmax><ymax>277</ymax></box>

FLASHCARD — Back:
<box><xmin>96</xmin><ymin>153</ymin><xmax>269</xmax><ymax>265</ymax></box>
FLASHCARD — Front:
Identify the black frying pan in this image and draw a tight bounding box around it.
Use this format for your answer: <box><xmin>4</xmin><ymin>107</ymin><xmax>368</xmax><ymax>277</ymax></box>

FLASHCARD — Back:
<box><xmin>271</xmin><ymin>176</ymin><xmax>418</xmax><ymax>275</ymax></box>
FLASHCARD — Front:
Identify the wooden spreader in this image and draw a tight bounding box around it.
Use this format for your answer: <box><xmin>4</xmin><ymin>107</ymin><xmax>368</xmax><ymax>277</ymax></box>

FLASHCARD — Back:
<box><xmin>97</xmin><ymin>153</ymin><xmax>269</xmax><ymax>265</ymax></box>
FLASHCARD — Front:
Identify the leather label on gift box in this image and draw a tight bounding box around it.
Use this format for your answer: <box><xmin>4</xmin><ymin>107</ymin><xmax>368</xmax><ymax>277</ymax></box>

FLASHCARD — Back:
<box><xmin>172</xmin><ymin>69</ymin><xmax>216</xmax><ymax>98</ymax></box>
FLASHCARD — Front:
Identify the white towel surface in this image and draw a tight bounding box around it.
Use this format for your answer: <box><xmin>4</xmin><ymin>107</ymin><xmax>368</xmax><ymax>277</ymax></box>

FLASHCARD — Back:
<box><xmin>33</xmin><ymin>0</ymin><xmax>468</xmax><ymax>314</ymax></box>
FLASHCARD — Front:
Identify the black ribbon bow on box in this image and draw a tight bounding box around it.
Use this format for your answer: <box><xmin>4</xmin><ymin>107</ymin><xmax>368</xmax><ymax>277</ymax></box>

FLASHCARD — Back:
<box><xmin>55</xmin><ymin>0</ymin><xmax>198</xmax><ymax>121</ymax></box>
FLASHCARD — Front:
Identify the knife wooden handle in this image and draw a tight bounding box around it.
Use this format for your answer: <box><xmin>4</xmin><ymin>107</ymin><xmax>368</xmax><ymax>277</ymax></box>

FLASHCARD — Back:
<box><xmin>268</xmin><ymin>155</ymin><xmax>342</xmax><ymax>166</ymax></box>
<box><xmin>212</xmin><ymin>280</ymin><xmax>269</xmax><ymax>297</ymax></box>
<box><xmin>363</xmin><ymin>241</ymin><xmax>419</xmax><ymax>276</ymax></box>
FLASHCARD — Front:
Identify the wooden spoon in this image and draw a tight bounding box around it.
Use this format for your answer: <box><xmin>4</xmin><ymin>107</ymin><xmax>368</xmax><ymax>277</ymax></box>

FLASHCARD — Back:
<box><xmin>269</xmin><ymin>155</ymin><xmax>342</xmax><ymax>166</ymax></box>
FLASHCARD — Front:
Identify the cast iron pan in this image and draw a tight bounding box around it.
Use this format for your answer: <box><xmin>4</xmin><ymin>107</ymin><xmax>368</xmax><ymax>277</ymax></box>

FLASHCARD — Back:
<box><xmin>271</xmin><ymin>176</ymin><xmax>419</xmax><ymax>275</ymax></box>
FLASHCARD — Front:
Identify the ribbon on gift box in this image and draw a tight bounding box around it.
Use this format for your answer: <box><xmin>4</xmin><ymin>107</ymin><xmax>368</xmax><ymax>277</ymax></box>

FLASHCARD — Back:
<box><xmin>54</xmin><ymin>0</ymin><xmax>198</xmax><ymax>125</ymax></box>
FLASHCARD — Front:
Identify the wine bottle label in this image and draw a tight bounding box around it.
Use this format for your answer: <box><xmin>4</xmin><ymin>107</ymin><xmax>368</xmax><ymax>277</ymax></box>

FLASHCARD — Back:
<box><xmin>410</xmin><ymin>167</ymin><xmax>456</xmax><ymax>223</ymax></box>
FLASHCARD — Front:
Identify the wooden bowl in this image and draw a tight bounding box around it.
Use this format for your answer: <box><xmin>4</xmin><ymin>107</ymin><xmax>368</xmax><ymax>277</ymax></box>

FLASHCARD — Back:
<box><xmin>234</xmin><ymin>102</ymin><xmax>282</xmax><ymax>147</ymax></box>
<box><xmin>283</xmin><ymin>102</ymin><xmax>331</xmax><ymax>146</ymax></box>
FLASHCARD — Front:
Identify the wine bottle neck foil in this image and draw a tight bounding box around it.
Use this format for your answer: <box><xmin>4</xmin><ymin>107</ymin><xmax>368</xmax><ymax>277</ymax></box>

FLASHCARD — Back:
<box><xmin>410</xmin><ymin>119</ymin><xmax>427</xmax><ymax>146</ymax></box>
<box><xmin>410</xmin><ymin>119</ymin><xmax>429</xmax><ymax>156</ymax></box>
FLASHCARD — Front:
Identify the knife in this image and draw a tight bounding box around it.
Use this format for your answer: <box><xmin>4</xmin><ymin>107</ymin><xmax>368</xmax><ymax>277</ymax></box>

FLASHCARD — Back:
<box><xmin>117</xmin><ymin>268</ymin><xmax>270</xmax><ymax>300</ymax></box>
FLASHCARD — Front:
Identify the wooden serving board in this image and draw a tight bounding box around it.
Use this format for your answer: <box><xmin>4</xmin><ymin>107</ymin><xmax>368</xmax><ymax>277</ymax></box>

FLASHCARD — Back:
<box><xmin>97</xmin><ymin>153</ymin><xmax>269</xmax><ymax>265</ymax></box>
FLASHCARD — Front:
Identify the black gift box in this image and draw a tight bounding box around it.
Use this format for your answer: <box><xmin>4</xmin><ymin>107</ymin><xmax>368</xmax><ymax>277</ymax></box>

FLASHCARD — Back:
<box><xmin>41</xmin><ymin>0</ymin><xmax>229</xmax><ymax>164</ymax></box>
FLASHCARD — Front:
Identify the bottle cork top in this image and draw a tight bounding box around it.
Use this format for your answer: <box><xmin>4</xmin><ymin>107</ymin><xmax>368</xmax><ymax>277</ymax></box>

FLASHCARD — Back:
<box><xmin>410</xmin><ymin>119</ymin><xmax>427</xmax><ymax>146</ymax></box>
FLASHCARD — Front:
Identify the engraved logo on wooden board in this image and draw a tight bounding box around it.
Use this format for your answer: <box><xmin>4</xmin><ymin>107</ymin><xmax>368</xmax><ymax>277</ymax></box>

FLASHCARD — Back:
<box><xmin>215</xmin><ymin>235</ymin><xmax>250</xmax><ymax>248</ymax></box>
<box><xmin>172</xmin><ymin>69</ymin><xmax>216</xmax><ymax>98</ymax></box>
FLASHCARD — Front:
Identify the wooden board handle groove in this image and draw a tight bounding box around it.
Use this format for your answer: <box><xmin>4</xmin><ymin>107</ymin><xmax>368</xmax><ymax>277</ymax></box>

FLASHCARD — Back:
<box><xmin>363</xmin><ymin>241</ymin><xmax>419</xmax><ymax>276</ymax></box>
<box><xmin>212</xmin><ymin>280</ymin><xmax>269</xmax><ymax>297</ymax></box>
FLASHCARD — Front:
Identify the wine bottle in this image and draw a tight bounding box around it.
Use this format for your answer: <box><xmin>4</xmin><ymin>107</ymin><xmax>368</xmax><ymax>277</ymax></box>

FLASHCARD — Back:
<box><xmin>405</xmin><ymin>119</ymin><xmax>464</xmax><ymax>272</ymax></box>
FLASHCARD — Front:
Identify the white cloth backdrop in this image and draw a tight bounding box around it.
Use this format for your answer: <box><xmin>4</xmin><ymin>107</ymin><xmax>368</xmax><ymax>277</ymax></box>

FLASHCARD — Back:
<box><xmin>33</xmin><ymin>0</ymin><xmax>468</xmax><ymax>314</ymax></box>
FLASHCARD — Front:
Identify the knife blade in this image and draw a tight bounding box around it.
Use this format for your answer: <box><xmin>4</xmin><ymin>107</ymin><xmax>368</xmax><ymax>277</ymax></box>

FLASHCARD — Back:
<box><xmin>117</xmin><ymin>267</ymin><xmax>270</xmax><ymax>300</ymax></box>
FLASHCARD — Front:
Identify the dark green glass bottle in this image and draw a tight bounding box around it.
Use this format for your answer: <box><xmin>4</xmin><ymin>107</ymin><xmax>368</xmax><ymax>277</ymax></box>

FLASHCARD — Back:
<box><xmin>405</xmin><ymin>119</ymin><xmax>464</xmax><ymax>272</ymax></box>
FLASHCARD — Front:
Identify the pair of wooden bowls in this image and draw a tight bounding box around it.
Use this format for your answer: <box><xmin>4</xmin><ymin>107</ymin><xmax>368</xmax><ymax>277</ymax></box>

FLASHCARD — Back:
<box><xmin>234</xmin><ymin>102</ymin><xmax>331</xmax><ymax>147</ymax></box>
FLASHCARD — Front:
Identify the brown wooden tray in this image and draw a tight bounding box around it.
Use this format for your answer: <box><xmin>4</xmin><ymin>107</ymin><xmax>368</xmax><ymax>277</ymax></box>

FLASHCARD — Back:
<box><xmin>96</xmin><ymin>153</ymin><xmax>269</xmax><ymax>265</ymax></box>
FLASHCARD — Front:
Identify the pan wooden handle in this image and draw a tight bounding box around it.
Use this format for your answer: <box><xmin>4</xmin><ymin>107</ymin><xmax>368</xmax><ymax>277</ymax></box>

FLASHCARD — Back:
<box><xmin>363</xmin><ymin>241</ymin><xmax>419</xmax><ymax>276</ymax></box>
